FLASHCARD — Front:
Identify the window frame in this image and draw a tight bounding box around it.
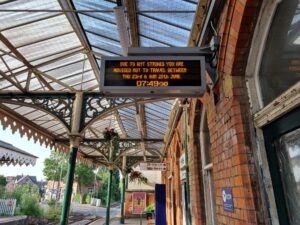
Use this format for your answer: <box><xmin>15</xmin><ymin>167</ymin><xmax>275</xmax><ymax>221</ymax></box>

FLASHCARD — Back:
<box><xmin>245</xmin><ymin>0</ymin><xmax>300</xmax><ymax>224</ymax></box>
<box><xmin>199</xmin><ymin>108</ymin><xmax>216</xmax><ymax>225</ymax></box>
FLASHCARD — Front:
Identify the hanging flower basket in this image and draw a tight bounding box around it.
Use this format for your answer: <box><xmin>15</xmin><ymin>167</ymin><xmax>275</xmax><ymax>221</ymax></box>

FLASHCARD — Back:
<box><xmin>103</xmin><ymin>127</ymin><xmax>119</xmax><ymax>141</ymax></box>
<box><xmin>129</xmin><ymin>170</ymin><xmax>148</xmax><ymax>184</ymax></box>
<box><xmin>102</xmin><ymin>127</ymin><xmax>120</xmax><ymax>161</ymax></box>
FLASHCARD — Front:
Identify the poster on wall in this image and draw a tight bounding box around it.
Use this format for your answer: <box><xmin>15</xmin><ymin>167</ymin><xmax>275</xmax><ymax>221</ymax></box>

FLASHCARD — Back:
<box><xmin>132</xmin><ymin>192</ymin><xmax>146</xmax><ymax>214</ymax></box>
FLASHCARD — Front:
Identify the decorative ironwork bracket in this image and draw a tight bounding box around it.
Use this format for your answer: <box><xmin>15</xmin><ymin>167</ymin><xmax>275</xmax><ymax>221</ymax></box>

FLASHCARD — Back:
<box><xmin>80</xmin><ymin>93</ymin><xmax>133</xmax><ymax>131</ymax></box>
<box><xmin>0</xmin><ymin>92</ymin><xmax>75</xmax><ymax>129</ymax></box>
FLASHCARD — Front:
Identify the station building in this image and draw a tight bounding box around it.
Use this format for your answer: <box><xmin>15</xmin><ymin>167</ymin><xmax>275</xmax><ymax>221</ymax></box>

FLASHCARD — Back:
<box><xmin>162</xmin><ymin>1</ymin><xmax>300</xmax><ymax>225</ymax></box>
<box><xmin>0</xmin><ymin>0</ymin><xmax>299</xmax><ymax>225</ymax></box>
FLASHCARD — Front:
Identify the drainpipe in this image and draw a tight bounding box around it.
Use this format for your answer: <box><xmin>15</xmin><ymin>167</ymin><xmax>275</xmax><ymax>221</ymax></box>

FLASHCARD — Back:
<box><xmin>182</xmin><ymin>103</ymin><xmax>192</xmax><ymax>225</ymax></box>
<box><xmin>60</xmin><ymin>92</ymin><xmax>83</xmax><ymax>225</ymax></box>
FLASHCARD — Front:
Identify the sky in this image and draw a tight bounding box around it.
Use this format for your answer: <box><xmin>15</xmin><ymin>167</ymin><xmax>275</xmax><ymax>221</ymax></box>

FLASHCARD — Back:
<box><xmin>0</xmin><ymin>127</ymin><xmax>52</xmax><ymax>181</ymax></box>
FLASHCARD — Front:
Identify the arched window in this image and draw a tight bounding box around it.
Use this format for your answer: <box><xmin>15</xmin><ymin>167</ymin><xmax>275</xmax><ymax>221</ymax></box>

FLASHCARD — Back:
<box><xmin>259</xmin><ymin>0</ymin><xmax>300</xmax><ymax>105</ymax></box>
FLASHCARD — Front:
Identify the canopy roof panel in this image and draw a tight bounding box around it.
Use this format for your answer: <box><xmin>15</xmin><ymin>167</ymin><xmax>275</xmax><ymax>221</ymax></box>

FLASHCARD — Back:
<box><xmin>0</xmin><ymin>0</ymin><xmax>197</xmax><ymax>166</ymax></box>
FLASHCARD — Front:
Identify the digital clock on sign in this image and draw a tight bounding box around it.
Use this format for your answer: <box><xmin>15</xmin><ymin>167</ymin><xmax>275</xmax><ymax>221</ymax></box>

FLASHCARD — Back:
<box><xmin>136</xmin><ymin>80</ymin><xmax>168</xmax><ymax>87</ymax></box>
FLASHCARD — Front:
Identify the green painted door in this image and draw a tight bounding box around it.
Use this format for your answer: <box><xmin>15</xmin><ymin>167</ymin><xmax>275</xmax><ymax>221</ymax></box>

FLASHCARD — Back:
<box><xmin>263</xmin><ymin>107</ymin><xmax>300</xmax><ymax>225</ymax></box>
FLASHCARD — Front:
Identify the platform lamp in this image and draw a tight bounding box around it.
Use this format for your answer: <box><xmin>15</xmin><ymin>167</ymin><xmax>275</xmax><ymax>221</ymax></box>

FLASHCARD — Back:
<box><xmin>114</xmin><ymin>6</ymin><xmax>130</xmax><ymax>56</ymax></box>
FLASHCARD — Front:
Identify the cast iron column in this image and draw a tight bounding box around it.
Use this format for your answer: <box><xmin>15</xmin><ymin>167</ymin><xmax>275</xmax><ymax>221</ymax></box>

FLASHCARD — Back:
<box><xmin>183</xmin><ymin>104</ymin><xmax>192</xmax><ymax>225</ymax></box>
<box><xmin>120</xmin><ymin>155</ymin><xmax>127</xmax><ymax>224</ymax></box>
<box><xmin>60</xmin><ymin>145</ymin><xmax>78</xmax><ymax>225</ymax></box>
<box><xmin>120</xmin><ymin>175</ymin><xmax>126</xmax><ymax>223</ymax></box>
<box><xmin>60</xmin><ymin>92</ymin><xmax>83</xmax><ymax>225</ymax></box>
<box><xmin>105</xmin><ymin>168</ymin><xmax>113</xmax><ymax>225</ymax></box>
<box><xmin>105</xmin><ymin>138</ymin><xmax>115</xmax><ymax>225</ymax></box>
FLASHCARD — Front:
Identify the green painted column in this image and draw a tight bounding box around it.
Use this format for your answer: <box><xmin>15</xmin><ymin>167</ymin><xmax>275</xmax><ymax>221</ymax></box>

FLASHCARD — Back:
<box><xmin>60</xmin><ymin>146</ymin><xmax>78</xmax><ymax>225</ymax></box>
<box><xmin>105</xmin><ymin>169</ymin><xmax>113</xmax><ymax>225</ymax></box>
<box><xmin>120</xmin><ymin>175</ymin><xmax>126</xmax><ymax>224</ymax></box>
<box><xmin>183</xmin><ymin>106</ymin><xmax>192</xmax><ymax>225</ymax></box>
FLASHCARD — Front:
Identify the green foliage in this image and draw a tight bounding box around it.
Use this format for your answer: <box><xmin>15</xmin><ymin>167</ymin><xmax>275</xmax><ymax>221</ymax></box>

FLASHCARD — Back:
<box><xmin>19</xmin><ymin>193</ymin><xmax>44</xmax><ymax>217</ymax></box>
<box><xmin>83</xmin><ymin>193</ymin><xmax>91</xmax><ymax>204</ymax></box>
<box><xmin>46</xmin><ymin>199</ymin><xmax>56</xmax><ymax>207</ymax></box>
<box><xmin>97</xmin><ymin>167</ymin><xmax>120</xmax><ymax>205</ymax></box>
<box><xmin>43</xmin><ymin>152</ymin><xmax>67</xmax><ymax>181</ymax></box>
<box><xmin>43</xmin><ymin>152</ymin><xmax>98</xmax><ymax>204</ymax></box>
<box><xmin>45</xmin><ymin>206</ymin><xmax>61</xmax><ymax>220</ymax></box>
<box><xmin>74</xmin><ymin>162</ymin><xmax>95</xmax><ymax>203</ymax></box>
<box><xmin>73</xmin><ymin>193</ymin><xmax>81</xmax><ymax>203</ymax></box>
<box><xmin>5</xmin><ymin>184</ymin><xmax>39</xmax><ymax>204</ymax></box>
<box><xmin>144</xmin><ymin>204</ymin><xmax>155</xmax><ymax>213</ymax></box>
<box><xmin>0</xmin><ymin>175</ymin><xmax>7</xmax><ymax>186</ymax></box>
<box><xmin>74</xmin><ymin>163</ymin><xmax>95</xmax><ymax>187</ymax></box>
<box><xmin>0</xmin><ymin>185</ymin><xmax>5</xmax><ymax>199</ymax></box>
<box><xmin>3</xmin><ymin>184</ymin><xmax>44</xmax><ymax>218</ymax></box>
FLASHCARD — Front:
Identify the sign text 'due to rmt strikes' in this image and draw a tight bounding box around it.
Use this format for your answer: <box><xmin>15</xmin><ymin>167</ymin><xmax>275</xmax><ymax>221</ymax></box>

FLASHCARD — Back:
<box><xmin>100</xmin><ymin>56</ymin><xmax>205</xmax><ymax>97</ymax></box>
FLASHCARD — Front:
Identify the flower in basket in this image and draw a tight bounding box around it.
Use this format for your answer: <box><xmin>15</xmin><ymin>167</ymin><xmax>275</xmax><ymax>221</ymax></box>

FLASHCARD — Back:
<box><xmin>129</xmin><ymin>170</ymin><xmax>148</xmax><ymax>184</ymax></box>
<box><xmin>103</xmin><ymin>127</ymin><xmax>119</xmax><ymax>141</ymax></box>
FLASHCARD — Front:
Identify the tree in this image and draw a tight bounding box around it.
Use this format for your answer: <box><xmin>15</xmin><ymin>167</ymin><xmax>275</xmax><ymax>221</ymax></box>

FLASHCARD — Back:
<box><xmin>97</xmin><ymin>167</ymin><xmax>120</xmax><ymax>205</ymax></box>
<box><xmin>0</xmin><ymin>175</ymin><xmax>7</xmax><ymax>198</ymax></box>
<box><xmin>43</xmin><ymin>152</ymin><xmax>97</xmax><ymax>204</ymax></box>
<box><xmin>74</xmin><ymin>162</ymin><xmax>95</xmax><ymax>204</ymax></box>
<box><xmin>43</xmin><ymin>152</ymin><xmax>67</xmax><ymax>181</ymax></box>
<box><xmin>0</xmin><ymin>175</ymin><xmax>7</xmax><ymax>186</ymax></box>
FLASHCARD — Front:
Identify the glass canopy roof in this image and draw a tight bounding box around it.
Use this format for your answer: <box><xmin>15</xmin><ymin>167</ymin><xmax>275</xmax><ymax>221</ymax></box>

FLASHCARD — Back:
<box><xmin>0</xmin><ymin>0</ymin><xmax>197</xmax><ymax>166</ymax></box>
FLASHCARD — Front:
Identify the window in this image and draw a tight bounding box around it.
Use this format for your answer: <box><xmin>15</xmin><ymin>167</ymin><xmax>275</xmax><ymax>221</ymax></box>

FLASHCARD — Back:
<box><xmin>200</xmin><ymin>109</ymin><xmax>216</xmax><ymax>225</ymax></box>
<box><xmin>259</xmin><ymin>0</ymin><xmax>300</xmax><ymax>105</ymax></box>
<box><xmin>263</xmin><ymin>107</ymin><xmax>300</xmax><ymax>225</ymax></box>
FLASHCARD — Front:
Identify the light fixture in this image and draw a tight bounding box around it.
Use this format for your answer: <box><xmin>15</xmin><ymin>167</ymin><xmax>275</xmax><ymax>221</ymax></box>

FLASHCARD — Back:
<box><xmin>114</xmin><ymin>6</ymin><xmax>130</xmax><ymax>56</ymax></box>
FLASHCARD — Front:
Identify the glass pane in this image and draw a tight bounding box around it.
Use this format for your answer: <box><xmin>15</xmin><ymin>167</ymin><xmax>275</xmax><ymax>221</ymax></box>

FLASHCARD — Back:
<box><xmin>259</xmin><ymin>0</ymin><xmax>300</xmax><ymax>105</ymax></box>
<box><xmin>275</xmin><ymin>127</ymin><xmax>300</xmax><ymax>224</ymax></box>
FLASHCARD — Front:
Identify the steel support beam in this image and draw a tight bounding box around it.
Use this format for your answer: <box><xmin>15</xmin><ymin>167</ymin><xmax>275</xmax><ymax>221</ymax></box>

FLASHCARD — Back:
<box><xmin>58</xmin><ymin>0</ymin><xmax>101</xmax><ymax>86</ymax></box>
<box><xmin>135</xmin><ymin>102</ymin><xmax>147</xmax><ymax>160</ymax></box>
<box><xmin>0</xmin><ymin>9</ymin><xmax>196</xmax><ymax>13</ymax></box>
<box><xmin>125</xmin><ymin>0</ymin><xmax>139</xmax><ymax>47</ymax></box>
<box><xmin>115</xmin><ymin>110</ymin><xmax>128</xmax><ymax>138</ymax></box>
<box><xmin>0</xmin><ymin>33</ymin><xmax>55</xmax><ymax>91</ymax></box>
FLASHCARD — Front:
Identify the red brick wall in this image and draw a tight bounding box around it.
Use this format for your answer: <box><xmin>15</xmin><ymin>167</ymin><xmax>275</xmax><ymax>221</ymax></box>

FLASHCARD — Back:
<box><xmin>163</xmin><ymin>0</ymin><xmax>266</xmax><ymax>224</ymax></box>
<box><xmin>205</xmin><ymin>0</ymin><xmax>264</xmax><ymax>224</ymax></box>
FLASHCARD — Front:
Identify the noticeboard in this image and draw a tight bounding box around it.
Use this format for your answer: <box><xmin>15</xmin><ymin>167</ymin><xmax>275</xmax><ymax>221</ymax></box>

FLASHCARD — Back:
<box><xmin>100</xmin><ymin>56</ymin><xmax>206</xmax><ymax>97</ymax></box>
<box><xmin>132</xmin><ymin>192</ymin><xmax>146</xmax><ymax>214</ymax></box>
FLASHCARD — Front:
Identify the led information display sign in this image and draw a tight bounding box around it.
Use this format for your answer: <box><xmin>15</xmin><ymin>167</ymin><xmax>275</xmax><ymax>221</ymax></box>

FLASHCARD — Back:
<box><xmin>100</xmin><ymin>56</ymin><xmax>205</xmax><ymax>97</ymax></box>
